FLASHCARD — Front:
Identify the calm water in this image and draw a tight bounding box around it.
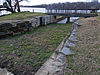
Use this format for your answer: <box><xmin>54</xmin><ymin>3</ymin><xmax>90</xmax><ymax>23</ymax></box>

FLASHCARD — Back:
<box><xmin>57</xmin><ymin>17</ymin><xmax>79</xmax><ymax>24</ymax></box>
<box><xmin>0</xmin><ymin>7</ymin><xmax>46</xmax><ymax>16</ymax></box>
<box><xmin>20</xmin><ymin>7</ymin><xmax>46</xmax><ymax>13</ymax></box>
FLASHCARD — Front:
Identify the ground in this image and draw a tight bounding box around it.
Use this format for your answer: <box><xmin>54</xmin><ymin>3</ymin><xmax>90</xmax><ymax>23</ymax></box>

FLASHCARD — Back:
<box><xmin>65</xmin><ymin>17</ymin><xmax>100</xmax><ymax>75</ymax></box>
<box><xmin>0</xmin><ymin>23</ymin><xmax>72</xmax><ymax>75</ymax></box>
<box><xmin>0</xmin><ymin>12</ymin><xmax>46</xmax><ymax>20</ymax></box>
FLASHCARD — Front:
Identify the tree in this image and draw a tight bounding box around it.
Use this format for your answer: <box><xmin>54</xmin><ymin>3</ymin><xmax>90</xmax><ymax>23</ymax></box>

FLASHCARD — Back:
<box><xmin>3</xmin><ymin>0</ymin><xmax>14</xmax><ymax>13</ymax></box>
<box><xmin>15</xmin><ymin>0</ymin><xmax>28</xmax><ymax>12</ymax></box>
<box><xmin>3</xmin><ymin>0</ymin><xmax>28</xmax><ymax>13</ymax></box>
<box><xmin>0</xmin><ymin>5</ymin><xmax>3</xmax><ymax>8</ymax></box>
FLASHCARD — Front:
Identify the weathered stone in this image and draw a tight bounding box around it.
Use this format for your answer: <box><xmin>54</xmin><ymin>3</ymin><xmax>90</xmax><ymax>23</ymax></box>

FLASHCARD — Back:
<box><xmin>68</xmin><ymin>34</ymin><xmax>77</xmax><ymax>41</ymax></box>
<box><xmin>11</xmin><ymin>21</ymin><xmax>31</xmax><ymax>33</ymax></box>
<box><xmin>0</xmin><ymin>31</ymin><xmax>13</xmax><ymax>38</ymax></box>
<box><xmin>64</xmin><ymin>40</ymin><xmax>75</xmax><ymax>47</ymax></box>
<box><xmin>45</xmin><ymin>16</ymin><xmax>49</xmax><ymax>25</ymax></box>
<box><xmin>0</xmin><ymin>15</ymin><xmax>56</xmax><ymax>38</ymax></box>
<box><xmin>0</xmin><ymin>23</ymin><xmax>12</xmax><ymax>32</ymax></box>
<box><xmin>35</xmin><ymin>16</ymin><xmax>41</xmax><ymax>27</ymax></box>
<box><xmin>72</xmin><ymin>29</ymin><xmax>77</xmax><ymax>32</ymax></box>
<box><xmin>71</xmin><ymin>30</ymin><xmax>76</xmax><ymax>35</ymax></box>
<box><xmin>74</xmin><ymin>22</ymin><xmax>81</xmax><ymax>26</ymax></box>
<box><xmin>35</xmin><ymin>53</ymin><xmax>66</xmax><ymax>75</ymax></box>
<box><xmin>56</xmin><ymin>53</ymin><xmax>66</xmax><ymax>63</ymax></box>
<box><xmin>62</xmin><ymin>47</ymin><xmax>73</xmax><ymax>55</ymax></box>
<box><xmin>0</xmin><ymin>68</ymin><xmax>14</xmax><ymax>75</ymax></box>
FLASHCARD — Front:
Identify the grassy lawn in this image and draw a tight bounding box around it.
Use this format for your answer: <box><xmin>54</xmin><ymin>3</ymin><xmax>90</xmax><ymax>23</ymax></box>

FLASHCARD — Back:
<box><xmin>0</xmin><ymin>12</ymin><xmax>46</xmax><ymax>21</ymax></box>
<box><xmin>65</xmin><ymin>18</ymin><xmax>100</xmax><ymax>75</ymax></box>
<box><xmin>0</xmin><ymin>23</ymin><xmax>72</xmax><ymax>75</ymax></box>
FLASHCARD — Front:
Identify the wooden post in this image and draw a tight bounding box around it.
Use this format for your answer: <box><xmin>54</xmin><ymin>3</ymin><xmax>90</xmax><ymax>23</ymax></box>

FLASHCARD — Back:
<box><xmin>54</xmin><ymin>16</ymin><xmax>56</xmax><ymax>19</ymax></box>
<box><xmin>66</xmin><ymin>17</ymin><xmax>70</xmax><ymax>23</ymax></box>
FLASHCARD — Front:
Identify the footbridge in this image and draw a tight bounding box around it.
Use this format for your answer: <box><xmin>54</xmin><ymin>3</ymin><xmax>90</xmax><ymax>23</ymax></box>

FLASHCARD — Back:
<box><xmin>46</xmin><ymin>8</ymin><xmax>99</xmax><ymax>22</ymax></box>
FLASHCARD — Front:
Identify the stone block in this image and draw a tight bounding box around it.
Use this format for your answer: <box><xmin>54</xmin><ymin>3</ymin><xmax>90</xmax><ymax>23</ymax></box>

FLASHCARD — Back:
<box><xmin>0</xmin><ymin>15</ymin><xmax>57</xmax><ymax>38</ymax></box>
<box><xmin>62</xmin><ymin>47</ymin><xmax>73</xmax><ymax>55</ymax></box>
<box><xmin>64</xmin><ymin>40</ymin><xmax>75</xmax><ymax>47</ymax></box>
<box><xmin>11</xmin><ymin>21</ymin><xmax>31</xmax><ymax>33</ymax></box>
<box><xmin>0</xmin><ymin>68</ymin><xmax>14</xmax><ymax>75</ymax></box>
<box><xmin>0</xmin><ymin>23</ymin><xmax>12</xmax><ymax>32</ymax></box>
<box><xmin>0</xmin><ymin>31</ymin><xmax>13</xmax><ymax>38</ymax></box>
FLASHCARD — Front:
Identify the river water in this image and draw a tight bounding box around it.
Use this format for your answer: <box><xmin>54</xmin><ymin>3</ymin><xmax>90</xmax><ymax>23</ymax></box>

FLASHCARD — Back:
<box><xmin>0</xmin><ymin>7</ymin><xmax>46</xmax><ymax>16</ymax></box>
<box><xmin>58</xmin><ymin>17</ymin><xmax>79</xmax><ymax>23</ymax></box>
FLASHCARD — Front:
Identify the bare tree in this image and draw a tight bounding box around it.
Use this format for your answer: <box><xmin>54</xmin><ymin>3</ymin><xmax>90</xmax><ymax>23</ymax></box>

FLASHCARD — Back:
<box><xmin>3</xmin><ymin>0</ymin><xmax>28</xmax><ymax>13</ymax></box>
<box><xmin>15</xmin><ymin>0</ymin><xmax>28</xmax><ymax>12</ymax></box>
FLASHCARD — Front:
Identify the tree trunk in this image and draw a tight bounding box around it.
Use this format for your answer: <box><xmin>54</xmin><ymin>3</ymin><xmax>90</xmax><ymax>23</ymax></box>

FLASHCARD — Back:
<box><xmin>16</xmin><ymin>0</ymin><xmax>20</xmax><ymax>12</ymax></box>
<box><xmin>66</xmin><ymin>17</ymin><xmax>70</xmax><ymax>23</ymax></box>
<box><xmin>6</xmin><ymin>0</ymin><xmax>15</xmax><ymax>13</ymax></box>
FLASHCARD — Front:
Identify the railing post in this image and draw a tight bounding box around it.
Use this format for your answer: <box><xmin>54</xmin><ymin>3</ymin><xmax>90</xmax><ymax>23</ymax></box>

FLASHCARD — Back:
<box><xmin>66</xmin><ymin>17</ymin><xmax>70</xmax><ymax>23</ymax></box>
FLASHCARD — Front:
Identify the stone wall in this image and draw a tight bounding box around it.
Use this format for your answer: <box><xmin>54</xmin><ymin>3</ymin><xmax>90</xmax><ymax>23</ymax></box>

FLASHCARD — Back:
<box><xmin>0</xmin><ymin>15</ymin><xmax>56</xmax><ymax>38</ymax></box>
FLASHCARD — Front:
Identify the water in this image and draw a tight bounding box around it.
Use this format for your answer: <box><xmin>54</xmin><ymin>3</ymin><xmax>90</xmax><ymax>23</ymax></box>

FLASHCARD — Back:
<box><xmin>0</xmin><ymin>7</ymin><xmax>46</xmax><ymax>16</ymax></box>
<box><xmin>58</xmin><ymin>17</ymin><xmax>79</xmax><ymax>24</ymax></box>
<box><xmin>20</xmin><ymin>7</ymin><xmax>46</xmax><ymax>13</ymax></box>
<box><xmin>57</xmin><ymin>18</ymin><xmax>67</xmax><ymax>23</ymax></box>
<box><xmin>0</xmin><ymin>10</ymin><xmax>11</xmax><ymax>16</ymax></box>
<box><xmin>70</xmin><ymin>17</ymin><xmax>79</xmax><ymax>22</ymax></box>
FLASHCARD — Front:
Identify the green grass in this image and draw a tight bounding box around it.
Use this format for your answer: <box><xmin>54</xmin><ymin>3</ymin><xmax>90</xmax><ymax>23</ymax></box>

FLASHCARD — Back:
<box><xmin>0</xmin><ymin>23</ymin><xmax>72</xmax><ymax>75</ymax></box>
<box><xmin>0</xmin><ymin>12</ymin><xmax>46</xmax><ymax>21</ymax></box>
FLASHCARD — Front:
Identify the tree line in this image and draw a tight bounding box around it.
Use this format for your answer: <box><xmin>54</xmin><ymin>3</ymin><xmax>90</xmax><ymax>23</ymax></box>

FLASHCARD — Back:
<box><xmin>45</xmin><ymin>2</ymin><xmax>100</xmax><ymax>10</ymax></box>
<box><xmin>1</xmin><ymin>1</ymin><xmax>100</xmax><ymax>13</ymax></box>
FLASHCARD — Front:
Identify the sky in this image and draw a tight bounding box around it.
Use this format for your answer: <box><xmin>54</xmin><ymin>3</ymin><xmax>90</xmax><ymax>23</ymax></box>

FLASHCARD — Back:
<box><xmin>0</xmin><ymin>0</ymin><xmax>99</xmax><ymax>5</ymax></box>
<box><xmin>20</xmin><ymin>0</ymin><xmax>92</xmax><ymax>5</ymax></box>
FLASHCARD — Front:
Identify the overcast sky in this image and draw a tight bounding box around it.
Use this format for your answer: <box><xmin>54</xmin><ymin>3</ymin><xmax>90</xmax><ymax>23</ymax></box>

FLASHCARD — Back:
<box><xmin>19</xmin><ymin>0</ymin><xmax>92</xmax><ymax>5</ymax></box>
<box><xmin>0</xmin><ymin>0</ymin><xmax>99</xmax><ymax>5</ymax></box>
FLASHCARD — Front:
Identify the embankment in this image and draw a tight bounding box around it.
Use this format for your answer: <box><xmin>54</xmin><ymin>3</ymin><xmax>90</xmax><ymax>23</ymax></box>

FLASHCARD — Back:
<box><xmin>0</xmin><ymin>15</ymin><xmax>63</xmax><ymax>38</ymax></box>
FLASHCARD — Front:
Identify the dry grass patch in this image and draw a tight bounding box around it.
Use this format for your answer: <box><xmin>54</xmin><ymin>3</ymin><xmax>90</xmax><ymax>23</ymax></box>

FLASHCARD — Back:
<box><xmin>66</xmin><ymin>18</ymin><xmax>100</xmax><ymax>75</ymax></box>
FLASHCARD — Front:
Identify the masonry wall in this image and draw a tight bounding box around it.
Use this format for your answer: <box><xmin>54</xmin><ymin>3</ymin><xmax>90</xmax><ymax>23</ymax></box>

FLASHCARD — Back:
<box><xmin>0</xmin><ymin>15</ymin><xmax>56</xmax><ymax>38</ymax></box>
